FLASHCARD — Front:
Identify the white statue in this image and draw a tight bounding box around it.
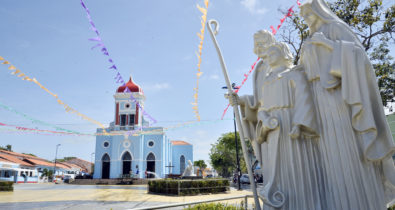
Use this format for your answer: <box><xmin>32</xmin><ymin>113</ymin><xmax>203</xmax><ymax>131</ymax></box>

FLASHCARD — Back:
<box><xmin>182</xmin><ymin>160</ymin><xmax>195</xmax><ymax>176</ymax></box>
<box><xmin>230</xmin><ymin>39</ymin><xmax>325</xmax><ymax>209</ymax></box>
<box><xmin>299</xmin><ymin>0</ymin><xmax>395</xmax><ymax>209</ymax></box>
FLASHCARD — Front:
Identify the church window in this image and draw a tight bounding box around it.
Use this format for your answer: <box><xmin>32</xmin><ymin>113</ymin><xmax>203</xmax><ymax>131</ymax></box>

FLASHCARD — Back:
<box><xmin>129</xmin><ymin>115</ymin><xmax>135</xmax><ymax>125</ymax></box>
<box><xmin>148</xmin><ymin>141</ymin><xmax>154</xmax><ymax>147</ymax></box>
<box><xmin>120</xmin><ymin>115</ymin><xmax>127</xmax><ymax>126</ymax></box>
<box><xmin>103</xmin><ymin>141</ymin><xmax>110</xmax><ymax>148</ymax></box>
<box><xmin>125</xmin><ymin>103</ymin><xmax>130</xmax><ymax>109</ymax></box>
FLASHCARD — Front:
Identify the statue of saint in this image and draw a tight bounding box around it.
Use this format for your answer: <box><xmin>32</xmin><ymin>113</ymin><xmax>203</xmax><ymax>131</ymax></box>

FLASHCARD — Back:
<box><xmin>182</xmin><ymin>160</ymin><xmax>195</xmax><ymax>176</ymax></box>
<box><xmin>229</xmin><ymin>40</ymin><xmax>324</xmax><ymax>209</ymax></box>
<box><xmin>299</xmin><ymin>0</ymin><xmax>395</xmax><ymax>209</ymax></box>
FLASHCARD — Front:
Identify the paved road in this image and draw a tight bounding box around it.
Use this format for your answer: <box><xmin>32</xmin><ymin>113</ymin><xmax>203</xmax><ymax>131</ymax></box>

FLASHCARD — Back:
<box><xmin>0</xmin><ymin>183</ymin><xmax>255</xmax><ymax>210</ymax></box>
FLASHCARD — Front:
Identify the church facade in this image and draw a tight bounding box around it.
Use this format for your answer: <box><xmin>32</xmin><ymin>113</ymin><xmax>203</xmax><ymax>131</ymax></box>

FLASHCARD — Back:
<box><xmin>93</xmin><ymin>77</ymin><xmax>193</xmax><ymax>179</ymax></box>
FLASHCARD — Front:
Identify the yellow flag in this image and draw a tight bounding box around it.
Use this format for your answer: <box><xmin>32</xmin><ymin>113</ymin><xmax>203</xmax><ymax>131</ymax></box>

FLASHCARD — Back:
<box><xmin>2</xmin><ymin>61</ymin><xmax>10</xmax><ymax>64</ymax></box>
<box><xmin>8</xmin><ymin>65</ymin><xmax>16</xmax><ymax>70</ymax></box>
<box><xmin>57</xmin><ymin>99</ymin><xmax>64</xmax><ymax>105</ymax></box>
<box><xmin>11</xmin><ymin>70</ymin><xmax>21</xmax><ymax>75</ymax></box>
<box><xmin>17</xmin><ymin>73</ymin><xmax>25</xmax><ymax>77</ymax></box>
<box><xmin>22</xmin><ymin>76</ymin><xmax>31</xmax><ymax>81</ymax></box>
<box><xmin>0</xmin><ymin>56</ymin><xmax>4</xmax><ymax>60</ymax></box>
<box><xmin>197</xmin><ymin>5</ymin><xmax>207</xmax><ymax>14</ymax></box>
<box><xmin>197</xmin><ymin>32</ymin><xmax>203</xmax><ymax>40</ymax></box>
<box><xmin>197</xmin><ymin>72</ymin><xmax>203</xmax><ymax>77</ymax></box>
<box><xmin>204</xmin><ymin>0</ymin><xmax>209</xmax><ymax>8</ymax></box>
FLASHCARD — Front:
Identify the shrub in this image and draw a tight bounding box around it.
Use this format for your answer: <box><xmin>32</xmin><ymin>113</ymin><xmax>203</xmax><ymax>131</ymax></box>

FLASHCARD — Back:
<box><xmin>148</xmin><ymin>179</ymin><xmax>229</xmax><ymax>196</ymax></box>
<box><xmin>0</xmin><ymin>181</ymin><xmax>13</xmax><ymax>191</ymax></box>
<box><xmin>184</xmin><ymin>202</ymin><xmax>243</xmax><ymax>210</ymax></box>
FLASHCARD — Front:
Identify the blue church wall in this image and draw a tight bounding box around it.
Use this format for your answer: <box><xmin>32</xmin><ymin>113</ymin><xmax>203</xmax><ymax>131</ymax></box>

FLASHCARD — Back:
<box><xmin>93</xmin><ymin>80</ymin><xmax>193</xmax><ymax>179</ymax></box>
<box><xmin>171</xmin><ymin>144</ymin><xmax>193</xmax><ymax>175</ymax></box>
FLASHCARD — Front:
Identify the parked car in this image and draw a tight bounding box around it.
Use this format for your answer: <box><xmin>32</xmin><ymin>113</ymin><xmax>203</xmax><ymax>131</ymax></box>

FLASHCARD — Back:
<box><xmin>240</xmin><ymin>174</ymin><xmax>250</xmax><ymax>184</ymax></box>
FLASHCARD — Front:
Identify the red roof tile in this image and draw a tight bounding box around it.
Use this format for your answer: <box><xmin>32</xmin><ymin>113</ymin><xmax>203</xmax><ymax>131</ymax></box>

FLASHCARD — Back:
<box><xmin>0</xmin><ymin>154</ymin><xmax>34</xmax><ymax>167</ymax></box>
<box><xmin>171</xmin><ymin>140</ymin><xmax>191</xmax><ymax>145</ymax></box>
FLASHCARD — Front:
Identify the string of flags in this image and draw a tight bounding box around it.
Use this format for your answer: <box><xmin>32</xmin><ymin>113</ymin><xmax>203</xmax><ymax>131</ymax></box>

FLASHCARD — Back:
<box><xmin>0</xmin><ymin>101</ymin><xmax>90</xmax><ymax>136</ymax></box>
<box><xmin>80</xmin><ymin>0</ymin><xmax>157</xmax><ymax>128</ymax></box>
<box><xmin>192</xmin><ymin>0</ymin><xmax>209</xmax><ymax>122</ymax></box>
<box><xmin>221</xmin><ymin>0</ymin><xmax>302</xmax><ymax>119</ymax></box>
<box><xmin>0</xmin><ymin>56</ymin><xmax>109</xmax><ymax>133</ymax></box>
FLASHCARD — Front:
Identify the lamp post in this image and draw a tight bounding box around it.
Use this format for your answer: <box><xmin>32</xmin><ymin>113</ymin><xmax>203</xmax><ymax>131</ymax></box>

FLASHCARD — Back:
<box><xmin>222</xmin><ymin>83</ymin><xmax>241</xmax><ymax>190</ymax></box>
<box><xmin>53</xmin><ymin>144</ymin><xmax>61</xmax><ymax>180</ymax></box>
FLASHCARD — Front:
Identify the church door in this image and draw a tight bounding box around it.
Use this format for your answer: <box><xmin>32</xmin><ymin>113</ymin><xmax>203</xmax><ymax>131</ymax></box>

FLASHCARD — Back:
<box><xmin>146</xmin><ymin>153</ymin><xmax>155</xmax><ymax>178</ymax></box>
<box><xmin>102</xmin><ymin>154</ymin><xmax>110</xmax><ymax>179</ymax></box>
<box><xmin>122</xmin><ymin>152</ymin><xmax>132</xmax><ymax>176</ymax></box>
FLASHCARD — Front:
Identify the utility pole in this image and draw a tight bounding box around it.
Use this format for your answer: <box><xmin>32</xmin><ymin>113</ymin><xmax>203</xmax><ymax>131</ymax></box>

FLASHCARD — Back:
<box><xmin>222</xmin><ymin>83</ymin><xmax>241</xmax><ymax>190</ymax></box>
<box><xmin>53</xmin><ymin>144</ymin><xmax>61</xmax><ymax>180</ymax></box>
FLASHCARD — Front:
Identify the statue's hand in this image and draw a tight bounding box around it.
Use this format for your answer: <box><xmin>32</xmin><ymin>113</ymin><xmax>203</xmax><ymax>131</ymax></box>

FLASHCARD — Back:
<box><xmin>309</xmin><ymin>32</ymin><xmax>334</xmax><ymax>51</ymax></box>
<box><xmin>290</xmin><ymin>125</ymin><xmax>301</xmax><ymax>139</ymax></box>
<box><xmin>225</xmin><ymin>92</ymin><xmax>240</xmax><ymax>106</ymax></box>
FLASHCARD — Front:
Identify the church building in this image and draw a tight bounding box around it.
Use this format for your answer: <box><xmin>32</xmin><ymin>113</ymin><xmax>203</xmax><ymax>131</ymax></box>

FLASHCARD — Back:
<box><xmin>93</xmin><ymin>77</ymin><xmax>193</xmax><ymax>179</ymax></box>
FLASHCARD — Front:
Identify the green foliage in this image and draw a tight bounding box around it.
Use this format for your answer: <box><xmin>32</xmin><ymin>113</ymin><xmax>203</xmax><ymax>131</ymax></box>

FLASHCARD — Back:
<box><xmin>148</xmin><ymin>179</ymin><xmax>229</xmax><ymax>196</ymax></box>
<box><xmin>22</xmin><ymin>153</ymin><xmax>36</xmax><ymax>157</ymax></box>
<box><xmin>56</xmin><ymin>157</ymin><xmax>77</xmax><ymax>162</ymax></box>
<box><xmin>194</xmin><ymin>160</ymin><xmax>207</xmax><ymax>175</ymax></box>
<box><xmin>40</xmin><ymin>168</ymin><xmax>53</xmax><ymax>180</ymax></box>
<box><xmin>0</xmin><ymin>181</ymin><xmax>13</xmax><ymax>191</ymax></box>
<box><xmin>0</xmin><ymin>144</ymin><xmax>12</xmax><ymax>152</ymax></box>
<box><xmin>279</xmin><ymin>0</ymin><xmax>394</xmax><ymax>106</ymax></box>
<box><xmin>184</xmin><ymin>202</ymin><xmax>244</xmax><ymax>210</ymax></box>
<box><xmin>209</xmin><ymin>132</ymin><xmax>252</xmax><ymax>177</ymax></box>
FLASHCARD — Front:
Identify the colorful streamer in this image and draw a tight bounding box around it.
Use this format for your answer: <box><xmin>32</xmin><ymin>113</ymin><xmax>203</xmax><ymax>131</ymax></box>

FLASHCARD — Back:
<box><xmin>80</xmin><ymin>0</ymin><xmax>157</xmax><ymax>127</ymax></box>
<box><xmin>0</xmin><ymin>57</ymin><xmax>109</xmax><ymax>134</ymax></box>
<box><xmin>0</xmin><ymin>122</ymin><xmax>89</xmax><ymax>136</ymax></box>
<box><xmin>0</xmin><ymin>101</ymin><xmax>91</xmax><ymax>136</ymax></box>
<box><xmin>270</xmin><ymin>5</ymin><xmax>295</xmax><ymax>35</ymax></box>
<box><xmin>192</xmin><ymin>0</ymin><xmax>209</xmax><ymax>121</ymax></box>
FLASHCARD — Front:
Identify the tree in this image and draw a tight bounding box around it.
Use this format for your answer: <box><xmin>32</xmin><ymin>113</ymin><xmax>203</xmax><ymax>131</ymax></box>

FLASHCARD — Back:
<box><xmin>0</xmin><ymin>144</ymin><xmax>12</xmax><ymax>151</ymax></box>
<box><xmin>193</xmin><ymin>160</ymin><xmax>207</xmax><ymax>176</ymax></box>
<box><xmin>278</xmin><ymin>0</ymin><xmax>394</xmax><ymax>106</ymax></box>
<box><xmin>40</xmin><ymin>168</ymin><xmax>53</xmax><ymax>181</ymax></box>
<box><xmin>209</xmin><ymin>132</ymin><xmax>253</xmax><ymax>177</ymax></box>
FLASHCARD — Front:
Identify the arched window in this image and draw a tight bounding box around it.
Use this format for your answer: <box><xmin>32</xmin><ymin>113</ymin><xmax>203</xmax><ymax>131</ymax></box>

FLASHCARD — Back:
<box><xmin>101</xmin><ymin>154</ymin><xmax>110</xmax><ymax>179</ymax></box>
<box><xmin>180</xmin><ymin>155</ymin><xmax>185</xmax><ymax>174</ymax></box>
<box><xmin>122</xmin><ymin>152</ymin><xmax>132</xmax><ymax>175</ymax></box>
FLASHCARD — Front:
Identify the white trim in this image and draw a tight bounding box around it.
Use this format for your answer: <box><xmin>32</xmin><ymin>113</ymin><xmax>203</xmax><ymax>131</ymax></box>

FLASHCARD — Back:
<box><xmin>123</xmin><ymin>139</ymin><xmax>132</xmax><ymax>148</ymax></box>
<box><xmin>119</xmin><ymin>149</ymin><xmax>134</xmax><ymax>161</ymax></box>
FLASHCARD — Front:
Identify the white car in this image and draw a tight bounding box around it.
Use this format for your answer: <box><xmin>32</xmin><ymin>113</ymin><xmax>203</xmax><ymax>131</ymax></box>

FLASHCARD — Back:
<box><xmin>240</xmin><ymin>174</ymin><xmax>250</xmax><ymax>184</ymax></box>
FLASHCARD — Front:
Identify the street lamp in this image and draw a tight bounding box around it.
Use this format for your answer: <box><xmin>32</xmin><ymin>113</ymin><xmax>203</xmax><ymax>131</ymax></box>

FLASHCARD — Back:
<box><xmin>222</xmin><ymin>83</ymin><xmax>241</xmax><ymax>190</ymax></box>
<box><xmin>53</xmin><ymin>144</ymin><xmax>61</xmax><ymax>179</ymax></box>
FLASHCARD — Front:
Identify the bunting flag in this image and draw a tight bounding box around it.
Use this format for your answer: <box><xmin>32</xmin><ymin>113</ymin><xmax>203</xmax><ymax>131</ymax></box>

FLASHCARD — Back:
<box><xmin>193</xmin><ymin>0</ymin><xmax>209</xmax><ymax>121</ymax></box>
<box><xmin>80</xmin><ymin>0</ymin><xmax>157</xmax><ymax>127</ymax></box>
<box><xmin>270</xmin><ymin>5</ymin><xmax>295</xmax><ymax>35</ymax></box>
<box><xmin>0</xmin><ymin>101</ymin><xmax>90</xmax><ymax>135</ymax></box>
<box><xmin>0</xmin><ymin>121</ymin><xmax>89</xmax><ymax>136</ymax></box>
<box><xmin>0</xmin><ymin>58</ymin><xmax>109</xmax><ymax>134</ymax></box>
<box><xmin>221</xmin><ymin>57</ymin><xmax>260</xmax><ymax>119</ymax></box>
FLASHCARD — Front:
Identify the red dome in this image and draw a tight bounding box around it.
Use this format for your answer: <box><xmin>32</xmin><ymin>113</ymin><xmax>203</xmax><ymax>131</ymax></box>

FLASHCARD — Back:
<box><xmin>117</xmin><ymin>77</ymin><xmax>143</xmax><ymax>93</ymax></box>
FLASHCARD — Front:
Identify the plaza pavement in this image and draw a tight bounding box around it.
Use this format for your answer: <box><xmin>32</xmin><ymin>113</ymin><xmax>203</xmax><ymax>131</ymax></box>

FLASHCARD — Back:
<box><xmin>0</xmin><ymin>183</ymin><xmax>257</xmax><ymax>210</ymax></box>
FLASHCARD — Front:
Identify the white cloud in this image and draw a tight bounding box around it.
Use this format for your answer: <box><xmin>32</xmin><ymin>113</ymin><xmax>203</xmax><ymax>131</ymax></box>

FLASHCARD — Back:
<box><xmin>143</xmin><ymin>83</ymin><xmax>170</xmax><ymax>91</ymax></box>
<box><xmin>241</xmin><ymin>0</ymin><xmax>267</xmax><ymax>15</ymax></box>
<box><xmin>209</xmin><ymin>74</ymin><xmax>220</xmax><ymax>80</ymax></box>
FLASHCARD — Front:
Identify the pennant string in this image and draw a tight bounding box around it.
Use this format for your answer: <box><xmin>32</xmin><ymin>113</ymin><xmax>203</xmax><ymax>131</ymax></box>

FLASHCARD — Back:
<box><xmin>193</xmin><ymin>0</ymin><xmax>209</xmax><ymax>122</ymax></box>
<box><xmin>0</xmin><ymin>57</ymin><xmax>109</xmax><ymax>133</ymax></box>
<box><xmin>80</xmin><ymin>0</ymin><xmax>157</xmax><ymax>128</ymax></box>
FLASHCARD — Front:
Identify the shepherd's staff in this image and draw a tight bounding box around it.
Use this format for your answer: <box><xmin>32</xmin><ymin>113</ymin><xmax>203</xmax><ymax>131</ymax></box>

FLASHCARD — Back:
<box><xmin>207</xmin><ymin>19</ymin><xmax>261</xmax><ymax>210</ymax></box>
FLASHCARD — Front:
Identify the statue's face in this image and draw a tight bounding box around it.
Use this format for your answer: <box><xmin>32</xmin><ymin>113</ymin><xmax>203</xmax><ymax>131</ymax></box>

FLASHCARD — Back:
<box><xmin>254</xmin><ymin>37</ymin><xmax>271</xmax><ymax>59</ymax></box>
<box><xmin>301</xmin><ymin>5</ymin><xmax>318</xmax><ymax>29</ymax></box>
<box><xmin>266</xmin><ymin>47</ymin><xmax>284</xmax><ymax>67</ymax></box>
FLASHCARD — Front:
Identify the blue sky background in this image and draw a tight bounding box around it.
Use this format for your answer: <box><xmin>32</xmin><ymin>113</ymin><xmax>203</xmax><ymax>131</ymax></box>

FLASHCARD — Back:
<box><xmin>0</xmin><ymin>0</ymin><xmax>392</xmax><ymax>166</ymax></box>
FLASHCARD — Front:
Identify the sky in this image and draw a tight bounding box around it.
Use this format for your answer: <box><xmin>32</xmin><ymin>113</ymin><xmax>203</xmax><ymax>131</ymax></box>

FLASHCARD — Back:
<box><xmin>0</xmin><ymin>0</ymin><xmax>393</xmax><ymax>167</ymax></box>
